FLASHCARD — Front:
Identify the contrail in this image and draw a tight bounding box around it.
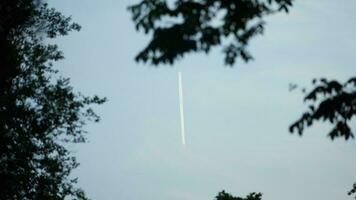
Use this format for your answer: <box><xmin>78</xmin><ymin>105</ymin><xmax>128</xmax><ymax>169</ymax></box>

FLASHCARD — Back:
<box><xmin>178</xmin><ymin>72</ymin><xmax>186</xmax><ymax>145</ymax></box>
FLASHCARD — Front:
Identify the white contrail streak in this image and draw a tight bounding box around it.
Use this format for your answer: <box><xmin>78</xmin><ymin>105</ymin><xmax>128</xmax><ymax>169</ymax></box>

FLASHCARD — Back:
<box><xmin>178</xmin><ymin>72</ymin><xmax>186</xmax><ymax>146</ymax></box>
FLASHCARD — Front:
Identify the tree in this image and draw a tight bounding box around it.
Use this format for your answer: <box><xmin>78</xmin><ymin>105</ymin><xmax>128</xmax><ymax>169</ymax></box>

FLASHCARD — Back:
<box><xmin>128</xmin><ymin>0</ymin><xmax>292</xmax><ymax>66</ymax></box>
<box><xmin>349</xmin><ymin>183</ymin><xmax>356</xmax><ymax>199</ymax></box>
<box><xmin>215</xmin><ymin>190</ymin><xmax>262</xmax><ymax>200</ymax></box>
<box><xmin>292</xmin><ymin>78</ymin><xmax>356</xmax><ymax>195</ymax></box>
<box><xmin>0</xmin><ymin>0</ymin><xmax>34</xmax><ymax>93</ymax></box>
<box><xmin>0</xmin><ymin>1</ymin><xmax>105</xmax><ymax>199</ymax></box>
<box><xmin>290</xmin><ymin>78</ymin><xmax>356</xmax><ymax>140</ymax></box>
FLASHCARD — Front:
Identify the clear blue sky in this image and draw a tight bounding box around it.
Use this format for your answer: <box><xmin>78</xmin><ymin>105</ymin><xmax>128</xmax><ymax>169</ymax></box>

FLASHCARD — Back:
<box><xmin>51</xmin><ymin>1</ymin><xmax>356</xmax><ymax>200</ymax></box>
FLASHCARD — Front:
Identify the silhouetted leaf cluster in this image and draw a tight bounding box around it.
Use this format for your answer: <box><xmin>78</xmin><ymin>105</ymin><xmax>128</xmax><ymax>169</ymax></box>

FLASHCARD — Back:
<box><xmin>290</xmin><ymin>77</ymin><xmax>356</xmax><ymax>140</ymax></box>
<box><xmin>129</xmin><ymin>0</ymin><xmax>292</xmax><ymax>65</ymax></box>
<box><xmin>0</xmin><ymin>0</ymin><xmax>81</xmax><ymax>92</ymax></box>
<box><xmin>349</xmin><ymin>183</ymin><xmax>356</xmax><ymax>199</ymax></box>
<box><xmin>0</xmin><ymin>1</ymin><xmax>105</xmax><ymax>199</ymax></box>
<box><xmin>216</xmin><ymin>191</ymin><xmax>262</xmax><ymax>200</ymax></box>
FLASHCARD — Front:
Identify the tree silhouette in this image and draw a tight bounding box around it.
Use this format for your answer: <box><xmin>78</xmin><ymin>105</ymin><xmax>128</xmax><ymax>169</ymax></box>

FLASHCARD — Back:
<box><xmin>216</xmin><ymin>191</ymin><xmax>262</xmax><ymax>200</ymax></box>
<box><xmin>128</xmin><ymin>0</ymin><xmax>292</xmax><ymax>65</ymax></box>
<box><xmin>349</xmin><ymin>183</ymin><xmax>356</xmax><ymax>199</ymax></box>
<box><xmin>290</xmin><ymin>78</ymin><xmax>356</xmax><ymax>140</ymax></box>
<box><xmin>0</xmin><ymin>1</ymin><xmax>105</xmax><ymax>199</ymax></box>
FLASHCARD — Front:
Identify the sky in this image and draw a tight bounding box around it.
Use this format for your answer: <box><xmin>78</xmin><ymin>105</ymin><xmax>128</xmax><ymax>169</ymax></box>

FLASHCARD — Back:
<box><xmin>50</xmin><ymin>1</ymin><xmax>356</xmax><ymax>200</ymax></box>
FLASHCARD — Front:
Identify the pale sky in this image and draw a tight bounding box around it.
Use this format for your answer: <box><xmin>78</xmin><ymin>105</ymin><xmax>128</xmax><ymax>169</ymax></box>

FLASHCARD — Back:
<box><xmin>51</xmin><ymin>1</ymin><xmax>356</xmax><ymax>200</ymax></box>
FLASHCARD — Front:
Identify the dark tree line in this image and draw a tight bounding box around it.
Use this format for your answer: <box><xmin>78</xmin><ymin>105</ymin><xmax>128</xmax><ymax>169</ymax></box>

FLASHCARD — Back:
<box><xmin>0</xmin><ymin>1</ymin><xmax>105</xmax><ymax>199</ymax></box>
<box><xmin>216</xmin><ymin>191</ymin><xmax>262</xmax><ymax>200</ymax></box>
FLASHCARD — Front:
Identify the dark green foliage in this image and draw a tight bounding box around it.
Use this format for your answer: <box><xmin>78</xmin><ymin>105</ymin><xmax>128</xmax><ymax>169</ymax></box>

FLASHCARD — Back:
<box><xmin>0</xmin><ymin>1</ymin><xmax>105</xmax><ymax>199</ymax></box>
<box><xmin>216</xmin><ymin>191</ymin><xmax>262</xmax><ymax>200</ymax></box>
<box><xmin>0</xmin><ymin>0</ymin><xmax>81</xmax><ymax>92</ymax></box>
<box><xmin>129</xmin><ymin>0</ymin><xmax>292</xmax><ymax>66</ymax></box>
<box><xmin>289</xmin><ymin>77</ymin><xmax>356</xmax><ymax>140</ymax></box>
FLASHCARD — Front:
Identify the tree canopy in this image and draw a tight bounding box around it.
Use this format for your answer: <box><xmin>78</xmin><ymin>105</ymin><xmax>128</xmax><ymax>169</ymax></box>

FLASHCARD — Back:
<box><xmin>290</xmin><ymin>77</ymin><xmax>356</xmax><ymax>140</ymax></box>
<box><xmin>216</xmin><ymin>191</ymin><xmax>262</xmax><ymax>200</ymax></box>
<box><xmin>128</xmin><ymin>0</ymin><xmax>292</xmax><ymax>66</ymax></box>
<box><xmin>0</xmin><ymin>1</ymin><xmax>105</xmax><ymax>199</ymax></box>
